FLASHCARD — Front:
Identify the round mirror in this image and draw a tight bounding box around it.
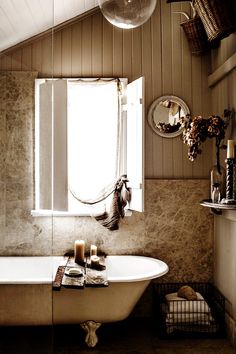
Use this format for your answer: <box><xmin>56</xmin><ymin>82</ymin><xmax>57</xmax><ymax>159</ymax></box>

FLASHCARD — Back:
<box><xmin>148</xmin><ymin>95</ymin><xmax>190</xmax><ymax>138</ymax></box>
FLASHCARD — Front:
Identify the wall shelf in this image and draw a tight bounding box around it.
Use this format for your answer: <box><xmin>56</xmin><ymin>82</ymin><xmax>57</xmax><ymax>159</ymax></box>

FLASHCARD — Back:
<box><xmin>200</xmin><ymin>199</ymin><xmax>236</xmax><ymax>218</ymax></box>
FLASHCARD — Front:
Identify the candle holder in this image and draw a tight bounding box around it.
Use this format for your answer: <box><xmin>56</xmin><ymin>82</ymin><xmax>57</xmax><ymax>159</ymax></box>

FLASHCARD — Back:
<box><xmin>222</xmin><ymin>158</ymin><xmax>236</xmax><ymax>205</ymax></box>
<box><xmin>75</xmin><ymin>260</ymin><xmax>87</xmax><ymax>267</ymax></box>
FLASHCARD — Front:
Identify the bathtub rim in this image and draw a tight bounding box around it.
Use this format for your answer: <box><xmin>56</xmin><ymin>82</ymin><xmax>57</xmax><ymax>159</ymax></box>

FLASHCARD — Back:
<box><xmin>0</xmin><ymin>255</ymin><xmax>168</xmax><ymax>284</ymax></box>
<box><xmin>106</xmin><ymin>255</ymin><xmax>168</xmax><ymax>282</ymax></box>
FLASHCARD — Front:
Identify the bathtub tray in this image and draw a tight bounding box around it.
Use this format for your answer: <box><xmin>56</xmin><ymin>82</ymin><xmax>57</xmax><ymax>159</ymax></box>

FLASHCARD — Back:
<box><xmin>53</xmin><ymin>266</ymin><xmax>66</xmax><ymax>291</ymax></box>
<box><xmin>53</xmin><ymin>256</ymin><xmax>108</xmax><ymax>290</ymax></box>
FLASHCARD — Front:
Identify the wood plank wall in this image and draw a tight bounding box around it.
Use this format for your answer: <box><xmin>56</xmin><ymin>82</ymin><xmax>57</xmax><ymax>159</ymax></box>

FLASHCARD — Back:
<box><xmin>0</xmin><ymin>0</ymin><xmax>213</xmax><ymax>178</ymax></box>
<box><xmin>211</xmin><ymin>35</ymin><xmax>236</xmax><ymax>164</ymax></box>
<box><xmin>211</xmin><ymin>33</ymin><xmax>236</xmax><ymax>72</ymax></box>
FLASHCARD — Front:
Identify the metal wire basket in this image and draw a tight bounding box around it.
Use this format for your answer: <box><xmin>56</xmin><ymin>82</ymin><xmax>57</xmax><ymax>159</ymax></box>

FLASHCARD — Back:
<box><xmin>153</xmin><ymin>282</ymin><xmax>226</xmax><ymax>338</ymax></box>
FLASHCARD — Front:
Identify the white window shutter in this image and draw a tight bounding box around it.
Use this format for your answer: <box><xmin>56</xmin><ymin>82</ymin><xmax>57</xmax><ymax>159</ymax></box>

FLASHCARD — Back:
<box><xmin>127</xmin><ymin>76</ymin><xmax>145</xmax><ymax>212</ymax></box>
<box><xmin>37</xmin><ymin>81</ymin><xmax>53</xmax><ymax>210</ymax></box>
<box><xmin>53</xmin><ymin>80</ymin><xmax>68</xmax><ymax>211</ymax></box>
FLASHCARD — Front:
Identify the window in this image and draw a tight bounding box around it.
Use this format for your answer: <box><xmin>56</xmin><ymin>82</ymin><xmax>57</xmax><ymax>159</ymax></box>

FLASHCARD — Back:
<box><xmin>32</xmin><ymin>77</ymin><xmax>144</xmax><ymax>216</ymax></box>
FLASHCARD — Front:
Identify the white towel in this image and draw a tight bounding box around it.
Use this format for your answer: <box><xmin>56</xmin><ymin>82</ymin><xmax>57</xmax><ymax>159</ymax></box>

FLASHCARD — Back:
<box><xmin>165</xmin><ymin>292</ymin><xmax>211</xmax><ymax>313</ymax></box>
<box><xmin>165</xmin><ymin>292</ymin><xmax>214</xmax><ymax>325</ymax></box>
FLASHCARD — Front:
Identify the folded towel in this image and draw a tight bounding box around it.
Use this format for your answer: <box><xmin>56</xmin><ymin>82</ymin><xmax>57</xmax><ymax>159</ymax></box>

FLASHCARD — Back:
<box><xmin>166</xmin><ymin>312</ymin><xmax>214</xmax><ymax>325</ymax></box>
<box><xmin>164</xmin><ymin>292</ymin><xmax>214</xmax><ymax>325</ymax></box>
<box><xmin>165</xmin><ymin>292</ymin><xmax>211</xmax><ymax>314</ymax></box>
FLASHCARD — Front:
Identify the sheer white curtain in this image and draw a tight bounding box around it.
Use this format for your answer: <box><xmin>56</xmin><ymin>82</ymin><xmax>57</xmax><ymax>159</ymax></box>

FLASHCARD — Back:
<box><xmin>67</xmin><ymin>80</ymin><xmax>121</xmax><ymax>212</ymax></box>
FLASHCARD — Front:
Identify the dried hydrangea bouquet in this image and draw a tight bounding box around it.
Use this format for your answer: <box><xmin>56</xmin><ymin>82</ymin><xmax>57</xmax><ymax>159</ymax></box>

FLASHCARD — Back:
<box><xmin>181</xmin><ymin>110</ymin><xmax>231</xmax><ymax>201</ymax></box>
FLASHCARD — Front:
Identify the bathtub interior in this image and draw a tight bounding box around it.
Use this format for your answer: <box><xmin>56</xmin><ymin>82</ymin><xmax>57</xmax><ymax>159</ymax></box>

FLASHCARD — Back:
<box><xmin>106</xmin><ymin>255</ymin><xmax>168</xmax><ymax>282</ymax></box>
<box><xmin>0</xmin><ymin>256</ymin><xmax>67</xmax><ymax>284</ymax></box>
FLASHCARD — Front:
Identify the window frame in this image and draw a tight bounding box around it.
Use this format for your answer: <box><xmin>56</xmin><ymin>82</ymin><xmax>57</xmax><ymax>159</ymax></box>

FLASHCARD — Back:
<box><xmin>31</xmin><ymin>77</ymin><xmax>144</xmax><ymax>217</ymax></box>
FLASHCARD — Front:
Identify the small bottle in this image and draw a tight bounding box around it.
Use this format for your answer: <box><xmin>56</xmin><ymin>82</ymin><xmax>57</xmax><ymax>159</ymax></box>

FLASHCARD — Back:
<box><xmin>212</xmin><ymin>183</ymin><xmax>221</xmax><ymax>203</ymax></box>
<box><xmin>210</xmin><ymin>164</ymin><xmax>225</xmax><ymax>200</ymax></box>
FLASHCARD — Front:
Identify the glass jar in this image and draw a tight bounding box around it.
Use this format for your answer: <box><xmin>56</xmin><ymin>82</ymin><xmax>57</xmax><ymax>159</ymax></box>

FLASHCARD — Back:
<box><xmin>210</xmin><ymin>164</ymin><xmax>225</xmax><ymax>201</ymax></box>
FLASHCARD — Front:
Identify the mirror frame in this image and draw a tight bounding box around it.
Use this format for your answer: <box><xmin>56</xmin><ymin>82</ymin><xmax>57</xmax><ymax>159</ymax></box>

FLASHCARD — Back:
<box><xmin>148</xmin><ymin>95</ymin><xmax>190</xmax><ymax>138</ymax></box>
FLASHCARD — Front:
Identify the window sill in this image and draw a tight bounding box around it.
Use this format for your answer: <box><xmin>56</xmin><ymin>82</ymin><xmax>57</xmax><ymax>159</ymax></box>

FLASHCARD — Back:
<box><xmin>31</xmin><ymin>209</ymin><xmax>132</xmax><ymax>217</ymax></box>
<box><xmin>31</xmin><ymin>210</ymin><xmax>91</xmax><ymax>217</ymax></box>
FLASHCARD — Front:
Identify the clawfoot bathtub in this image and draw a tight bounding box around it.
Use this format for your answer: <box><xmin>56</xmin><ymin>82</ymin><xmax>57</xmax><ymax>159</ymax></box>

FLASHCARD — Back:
<box><xmin>0</xmin><ymin>255</ymin><xmax>168</xmax><ymax>347</ymax></box>
<box><xmin>54</xmin><ymin>255</ymin><xmax>168</xmax><ymax>347</ymax></box>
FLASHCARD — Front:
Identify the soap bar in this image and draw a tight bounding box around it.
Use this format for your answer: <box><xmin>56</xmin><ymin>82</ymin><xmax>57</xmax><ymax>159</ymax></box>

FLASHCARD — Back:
<box><xmin>67</xmin><ymin>267</ymin><xmax>83</xmax><ymax>277</ymax></box>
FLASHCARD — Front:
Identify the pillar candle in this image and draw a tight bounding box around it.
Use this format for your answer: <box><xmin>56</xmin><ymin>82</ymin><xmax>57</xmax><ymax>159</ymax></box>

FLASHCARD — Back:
<box><xmin>91</xmin><ymin>255</ymin><xmax>100</xmax><ymax>267</ymax></box>
<box><xmin>90</xmin><ymin>244</ymin><xmax>97</xmax><ymax>257</ymax></box>
<box><xmin>227</xmin><ymin>140</ymin><xmax>235</xmax><ymax>159</ymax></box>
<box><xmin>74</xmin><ymin>240</ymin><xmax>85</xmax><ymax>263</ymax></box>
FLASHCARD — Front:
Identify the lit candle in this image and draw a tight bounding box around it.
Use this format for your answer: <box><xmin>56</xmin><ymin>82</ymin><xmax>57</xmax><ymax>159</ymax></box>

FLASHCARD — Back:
<box><xmin>90</xmin><ymin>244</ymin><xmax>97</xmax><ymax>257</ymax></box>
<box><xmin>227</xmin><ymin>140</ymin><xmax>235</xmax><ymax>159</ymax></box>
<box><xmin>91</xmin><ymin>255</ymin><xmax>100</xmax><ymax>267</ymax></box>
<box><xmin>74</xmin><ymin>240</ymin><xmax>85</xmax><ymax>263</ymax></box>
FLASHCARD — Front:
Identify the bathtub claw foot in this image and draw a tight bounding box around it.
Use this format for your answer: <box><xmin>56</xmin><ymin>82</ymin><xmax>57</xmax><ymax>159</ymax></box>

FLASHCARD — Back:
<box><xmin>80</xmin><ymin>320</ymin><xmax>101</xmax><ymax>347</ymax></box>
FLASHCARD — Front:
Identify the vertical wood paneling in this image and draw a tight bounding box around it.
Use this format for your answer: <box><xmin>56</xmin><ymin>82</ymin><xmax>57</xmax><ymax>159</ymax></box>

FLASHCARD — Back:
<box><xmin>92</xmin><ymin>14</ymin><xmax>102</xmax><ymax>77</ymax></box>
<box><xmin>131</xmin><ymin>27</ymin><xmax>142</xmax><ymax>81</ymax></box>
<box><xmin>41</xmin><ymin>35</ymin><xmax>52</xmax><ymax>77</ymax></box>
<box><xmin>22</xmin><ymin>45</ymin><xmax>32</xmax><ymax>71</ymax></box>
<box><xmin>171</xmin><ymin>3</ymin><xmax>183</xmax><ymax>177</ymax></box>
<box><xmin>180</xmin><ymin>2</ymin><xmax>193</xmax><ymax>177</ymax></box>
<box><xmin>61</xmin><ymin>27</ymin><xmax>72</xmax><ymax>77</ymax></box>
<box><xmin>201</xmin><ymin>53</ymin><xmax>213</xmax><ymax>176</ymax></box>
<box><xmin>71</xmin><ymin>22</ymin><xmax>82</xmax><ymax>77</ymax></box>
<box><xmin>1</xmin><ymin>54</ymin><xmax>12</xmax><ymax>71</ymax></box>
<box><xmin>32</xmin><ymin>40</ymin><xmax>42</xmax><ymax>74</ymax></box>
<box><xmin>81</xmin><ymin>17</ymin><xmax>92</xmax><ymax>76</ymax></box>
<box><xmin>161</xmin><ymin>1</ymin><xmax>172</xmax><ymax>94</ymax></box>
<box><xmin>102</xmin><ymin>17</ymin><xmax>113</xmax><ymax>77</ymax></box>
<box><xmin>53</xmin><ymin>31</ymin><xmax>62</xmax><ymax>77</ymax></box>
<box><xmin>113</xmin><ymin>26</ymin><xmax>123</xmax><ymax>77</ymax></box>
<box><xmin>191</xmin><ymin>57</ymin><xmax>204</xmax><ymax>177</ymax></box>
<box><xmin>122</xmin><ymin>29</ymin><xmax>132</xmax><ymax>79</ymax></box>
<box><xmin>151</xmin><ymin>1</ymin><xmax>163</xmax><ymax>177</ymax></box>
<box><xmin>1</xmin><ymin>0</ymin><xmax>213</xmax><ymax>179</ymax></box>
<box><xmin>142</xmin><ymin>20</ymin><xmax>153</xmax><ymax>177</ymax></box>
<box><xmin>161</xmin><ymin>1</ymin><xmax>173</xmax><ymax>177</ymax></box>
<box><xmin>11</xmin><ymin>49</ymin><xmax>22</xmax><ymax>70</ymax></box>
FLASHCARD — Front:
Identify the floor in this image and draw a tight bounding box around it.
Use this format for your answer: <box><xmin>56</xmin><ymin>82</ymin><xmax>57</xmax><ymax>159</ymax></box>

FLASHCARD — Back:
<box><xmin>0</xmin><ymin>319</ymin><xmax>235</xmax><ymax>354</ymax></box>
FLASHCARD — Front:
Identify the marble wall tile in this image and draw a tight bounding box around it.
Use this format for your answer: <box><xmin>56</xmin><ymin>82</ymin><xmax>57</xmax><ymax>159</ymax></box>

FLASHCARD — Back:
<box><xmin>0</xmin><ymin>181</ymin><xmax>5</xmax><ymax>230</ymax></box>
<box><xmin>5</xmin><ymin>72</ymin><xmax>37</xmax><ymax>111</ymax></box>
<box><xmin>0</xmin><ymin>72</ymin><xmax>6</xmax><ymax>110</ymax></box>
<box><xmin>0</xmin><ymin>110</ymin><xmax>6</xmax><ymax>182</ymax></box>
<box><xmin>6</xmin><ymin>109</ymin><xmax>33</xmax><ymax>181</ymax></box>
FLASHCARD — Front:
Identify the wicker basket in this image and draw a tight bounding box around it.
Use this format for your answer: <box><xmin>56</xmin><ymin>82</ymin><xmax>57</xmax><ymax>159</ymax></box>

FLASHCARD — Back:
<box><xmin>192</xmin><ymin>0</ymin><xmax>236</xmax><ymax>42</ymax></box>
<box><xmin>181</xmin><ymin>16</ymin><xmax>209</xmax><ymax>55</ymax></box>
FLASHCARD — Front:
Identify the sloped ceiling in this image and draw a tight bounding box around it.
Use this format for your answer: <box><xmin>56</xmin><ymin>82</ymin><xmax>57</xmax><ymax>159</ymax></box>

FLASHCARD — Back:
<box><xmin>0</xmin><ymin>0</ymin><xmax>98</xmax><ymax>52</ymax></box>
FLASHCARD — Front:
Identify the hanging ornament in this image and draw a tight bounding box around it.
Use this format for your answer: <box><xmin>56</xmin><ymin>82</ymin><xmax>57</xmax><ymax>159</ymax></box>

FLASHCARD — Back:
<box><xmin>98</xmin><ymin>0</ymin><xmax>157</xmax><ymax>29</ymax></box>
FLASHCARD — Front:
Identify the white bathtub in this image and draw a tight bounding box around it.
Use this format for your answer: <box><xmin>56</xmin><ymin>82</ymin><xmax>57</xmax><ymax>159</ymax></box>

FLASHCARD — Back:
<box><xmin>0</xmin><ymin>255</ymin><xmax>168</xmax><ymax>345</ymax></box>
<box><xmin>53</xmin><ymin>255</ymin><xmax>168</xmax><ymax>325</ymax></box>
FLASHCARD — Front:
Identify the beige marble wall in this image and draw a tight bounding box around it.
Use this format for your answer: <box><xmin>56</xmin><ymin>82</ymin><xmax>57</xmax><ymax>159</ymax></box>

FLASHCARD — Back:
<box><xmin>0</xmin><ymin>71</ymin><xmax>214</xmax><ymax>283</ymax></box>
<box><xmin>52</xmin><ymin>179</ymin><xmax>214</xmax><ymax>282</ymax></box>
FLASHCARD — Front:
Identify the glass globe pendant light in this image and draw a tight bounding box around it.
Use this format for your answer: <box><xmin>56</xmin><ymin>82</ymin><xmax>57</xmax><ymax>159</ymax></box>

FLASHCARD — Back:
<box><xmin>98</xmin><ymin>0</ymin><xmax>157</xmax><ymax>29</ymax></box>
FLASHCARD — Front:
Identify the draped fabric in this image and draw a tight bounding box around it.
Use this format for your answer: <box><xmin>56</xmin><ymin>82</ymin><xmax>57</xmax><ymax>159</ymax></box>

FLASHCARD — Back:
<box><xmin>68</xmin><ymin>79</ymin><xmax>128</xmax><ymax>229</ymax></box>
